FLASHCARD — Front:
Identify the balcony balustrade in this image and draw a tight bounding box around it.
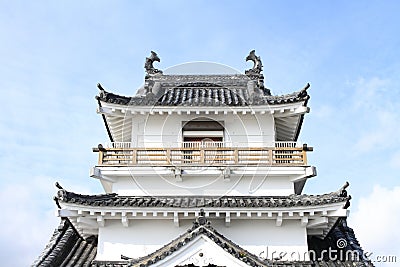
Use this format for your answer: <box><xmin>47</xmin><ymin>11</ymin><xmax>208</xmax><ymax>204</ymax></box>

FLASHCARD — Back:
<box><xmin>93</xmin><ymin>142</ymin><xmax>310</xmax><ymax>167</ymax></box>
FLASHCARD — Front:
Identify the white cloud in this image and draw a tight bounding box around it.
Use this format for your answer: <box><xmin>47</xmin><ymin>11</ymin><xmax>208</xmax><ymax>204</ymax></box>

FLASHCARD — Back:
<box><xmin>350</xmin><ymin>77</ymin><xmax>390</xmax><ymax>111</ymax></box>
<box><xmin>349</xmin><ymin>77</ymin><xmax>400</xmax><ymax>154</ymax></box>
<box><xmin>354</xmin><ymin>111</ymin><xmax>399</xmax><ymax>152</ymax></box>
<box><xmin>0</xmin><ymin>172</ymin><xmax>98</xmax><ymax>267</ymax></box>
<box><xmin>349</xmin><ymin>185</ymin><xmax>400</xmax><ymax>266</ymax></box>
<box><xmin>0</xmin><ymin>176</ymin><xmax>59</xmax><ymax>266</ymax></box>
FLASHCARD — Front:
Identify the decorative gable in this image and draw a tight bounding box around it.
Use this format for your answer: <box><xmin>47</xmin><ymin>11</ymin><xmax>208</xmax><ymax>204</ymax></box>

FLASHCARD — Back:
<box><xmin>149</xmin><ymin>235</ymin><xmax>250</xmax><ymax>267</ymax></box>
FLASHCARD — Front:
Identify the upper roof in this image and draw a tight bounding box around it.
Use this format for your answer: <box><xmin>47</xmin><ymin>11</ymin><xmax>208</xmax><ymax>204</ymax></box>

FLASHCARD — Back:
<box><xmin>96</xmin><ymin>80</ymin><xmax>309</xmax><ymax>107</ymax></box>
<box><xmin>96</xmin><ymin>50</ymin><xmax>310</xmax><ymax>107</ymax></box>
<box><xmin>96</xmin><ymin>51</ymin><xmax>310</xmax><ymax>142</ymax></box>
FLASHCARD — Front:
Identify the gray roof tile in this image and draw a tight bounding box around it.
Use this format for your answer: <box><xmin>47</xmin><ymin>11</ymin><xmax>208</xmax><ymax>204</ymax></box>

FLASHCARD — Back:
<box><xmin>32</xmin><ymin>219</ymin><xmax>96</xmax><ymax>267</ymax></box>
<box><xmin>56</xmin><ymin>190</ymin><xmax>350</xmax><ymax>209</ymax></box>
<box><xmin>96</xmin><ymin>81</ymin><xmax>309</xmax><ymax>107</ymax></box>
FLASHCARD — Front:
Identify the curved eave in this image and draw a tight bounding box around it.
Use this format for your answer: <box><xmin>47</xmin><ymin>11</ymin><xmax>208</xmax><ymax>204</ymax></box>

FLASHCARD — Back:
<box><xmin>274</xmin><ymin>107</ymin><xmax>308</xmax><ymax>141</ymax></box>
<box><xmin>96</xmin><ymin>89</ymin><xmax>309</xmax><ymax>107</ymax></box>
<box><xmin>97</xmin><ymin>98</ymin><xmax>114</xmax><ymax>142</ymax></box>
<box><xmin>97</xmin><ymin>101</ymin><xmax>133</xmax><ymax>142</ymax></box>
<box><xmin>58</xmin><ymin>200</ymin><xmax>349</xmax><ymax>239</ymax></box>
<box><xmin>294</xmin><ymin>96</ymin><xmax>310</xmax><ymax>141</ymax></box>
<box><xmin>32</xmin><ymin>218</ymin><xmax>97</xmax><ymax>267</ymax></box>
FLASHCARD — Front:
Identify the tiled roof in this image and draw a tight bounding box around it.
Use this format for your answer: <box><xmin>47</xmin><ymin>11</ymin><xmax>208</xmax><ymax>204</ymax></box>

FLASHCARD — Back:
<box><xmin>309</xmin><ymin>218</ymin><xmax>367</xmax><ymax>262</ymax></box>
<box><xmin>34</xmin><ymin>217</ymin><xmax>372</xmax><ymax>267</ymax></box>
<box><xmin>158</xmin><ymin>84</ymin><xmax>250</xmax><ymax>106</ymax></box>
<box><xmin>95</xmin><ymin>82</ymin><xmax>309</xmax><ymax>107</ymax></box>
<box><xmin>32</xmin><ymin>218</ymin><xmax>96</xmax><ymax>267</ymax></box>
<box><xmin>56</xmin><ymin>190</ymin><xmax>350</xmax><ymax>209</ymax></box>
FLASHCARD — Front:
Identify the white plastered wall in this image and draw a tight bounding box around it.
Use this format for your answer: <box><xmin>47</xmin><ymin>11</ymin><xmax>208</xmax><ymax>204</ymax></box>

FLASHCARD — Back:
<box><xmin>131</xmin><ymin>112</ymin><xmax>275</xmax><ymax>147</ymax></box>
<box><xmin>96</xmin><ymin>219</ymin><xmax>308</xmax><ymax>261</ymax></box>
<box><xmin>112</xmin><ymin>174</ymin><xmax>294</xmax><ymax>196</ymax></box>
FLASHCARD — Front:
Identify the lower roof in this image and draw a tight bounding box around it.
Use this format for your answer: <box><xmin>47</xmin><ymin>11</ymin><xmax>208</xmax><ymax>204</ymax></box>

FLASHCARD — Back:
<box><xmin>55</xmin><ymin>190</ymin><xmax>350</xmax><ymax>208</ymax></box>
<box><xmin>32</xmin><ymin>218</ymin><xmax>96</xmax><ymax>267</ymax></box>
<box><xmin>33</xmin><ymin>217</ymin><xmax>373</xmax><ymax>267</ymax></box>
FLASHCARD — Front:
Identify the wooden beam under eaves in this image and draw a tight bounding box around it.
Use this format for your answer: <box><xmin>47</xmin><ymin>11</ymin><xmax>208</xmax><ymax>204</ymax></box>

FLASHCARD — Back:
<box><xmin>307</xmin><ymin>217</ymin><xmax>328</xmax><ymax>228</ymax></box>
<box><xmin>122</xmin><ymin>216</ymin><xmax>129</xmax><ymax>227</ymax></box>
<box><xmin>97</xmin><ymin>216</ymin><xmax>105</xmax><ymax>227</ymax></box>
<box><xmin>173</xmin><ymin>213</ymin><xmax>179</xmax><ymax>227</ymax></box>
<box><xmin>276</xmin><ymin>215</ymin><xmax>283</xmax><ymax>227</ymax></box>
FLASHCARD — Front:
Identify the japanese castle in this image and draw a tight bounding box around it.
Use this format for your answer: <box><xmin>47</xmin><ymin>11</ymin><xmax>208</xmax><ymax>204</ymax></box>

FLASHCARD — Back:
<box><xmin>34</xmin><ymin>51</ymin><xmax>373</xmax><ymax>266</ymax></box>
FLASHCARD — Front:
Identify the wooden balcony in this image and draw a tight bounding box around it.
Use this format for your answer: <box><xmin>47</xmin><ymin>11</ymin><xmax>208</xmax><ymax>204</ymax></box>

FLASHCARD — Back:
<box><xmin>94</xmin><ymin>142</ymin><xmax>311</xmax><ymax>167</ymax></box>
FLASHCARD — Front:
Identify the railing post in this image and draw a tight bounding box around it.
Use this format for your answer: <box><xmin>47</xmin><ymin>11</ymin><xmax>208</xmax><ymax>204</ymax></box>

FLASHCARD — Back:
<box><xmin>200</xmin><ymin>148</ymin><xmax>205</xmax><ymax>164</ymax></box>
<box><xmin>132</xmin><ymin>149</ymin><xmax>137</xmax><ymax>164</ymax></box>
<box><xmin>302</xmin><ymin>150</ymin><xmax>307</xmax><ymax>165</ymax></box>
<box><xmin>234</xmin><ymin>148</ymin><xmax>239</xmax><ymax>164</ymax></box>
<box><xmin>269</xmin><ymin>149</ymin><xmax>274</xmax><ymax>165</ymax></box>
<box><xmin>98</xmin><ymin>151</ymin><xmax>104</xmax><ymax>165</ymax></box>
<box><xmin>166</xmin><ymin>149</ymin><xmax>171</xmax><ymax>164</ymax></box>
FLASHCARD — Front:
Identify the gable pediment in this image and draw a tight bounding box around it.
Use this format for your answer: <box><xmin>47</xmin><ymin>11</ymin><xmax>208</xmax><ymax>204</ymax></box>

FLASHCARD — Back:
<box><xmin>153</xmin><ymin>235</ymin><xmax>249</xmax><ymax>267</ymax></box>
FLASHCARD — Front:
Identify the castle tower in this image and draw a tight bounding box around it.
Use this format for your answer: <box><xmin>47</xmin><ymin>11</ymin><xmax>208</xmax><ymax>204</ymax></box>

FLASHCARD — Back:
<box><xmin>34</xmin><ymin>51</ymin><xmax>372</xmax><ymax>267</ymax></box>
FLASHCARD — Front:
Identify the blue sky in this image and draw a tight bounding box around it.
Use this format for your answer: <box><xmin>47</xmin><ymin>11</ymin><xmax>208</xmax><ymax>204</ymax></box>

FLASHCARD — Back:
<box><xmin>0</xmin><ymin>1</ymin><xmax>399</xmax><ymax>266</ymax></box>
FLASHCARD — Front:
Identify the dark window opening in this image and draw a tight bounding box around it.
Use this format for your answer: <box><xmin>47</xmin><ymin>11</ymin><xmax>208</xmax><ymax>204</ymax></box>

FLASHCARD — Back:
<box><xmin>182</xmin><ymin>120</ymin><xmax>224</xmax><ymax>148</ymax></box>
<box><xmin>182</xmin><ymin>120</ymin><xmax>224</xmax><ymax>131</ymax></box>
<box><xmin>182</xmin><ymin>120</ymin><xmax>225</xmax><ymax>164</ymax></box>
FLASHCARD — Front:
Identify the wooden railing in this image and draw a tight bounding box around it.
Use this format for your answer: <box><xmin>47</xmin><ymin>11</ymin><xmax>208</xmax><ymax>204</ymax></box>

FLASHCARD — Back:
<box><xmin>94</xmin><ymin>143</ymin><xmax>310</xmax><ymax>166</ymax></box>
<box><xmin>103</xmin><ymin>141</ymin><xmax>299</xmax><ymax>149</ymax></box>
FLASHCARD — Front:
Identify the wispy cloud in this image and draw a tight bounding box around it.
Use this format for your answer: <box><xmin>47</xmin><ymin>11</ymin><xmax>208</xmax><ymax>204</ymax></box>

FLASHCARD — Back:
<box><xmin>354</xmin><ymin>111</ymin><xmax>399</xmax><ymax>152</ymax></box>
<box><xmin>350</xmin><ymin>77</ymin><xmax>390</xmax><ymax>111</ymax></box>
<box><xmin>349</xmin><ymin>185</ymin><xmax>400</xmax><ymax>266</ymax></box>
<box><xmin>347</xmin><ymin>77</ymin><xmax>400</xmax><ymax>153</ymax></box>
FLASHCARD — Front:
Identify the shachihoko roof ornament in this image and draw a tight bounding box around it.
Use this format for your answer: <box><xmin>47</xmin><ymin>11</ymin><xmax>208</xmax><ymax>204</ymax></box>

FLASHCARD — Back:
<box><xmin>245</xmin><ymin>49</ymin><xmax>263</xmax><ymax>75</ymax></box>
<box><xmin>245</xmin><ymin>49</ymin><xmax>268</xmax><ymax>94</ymax></box>
<box><xmin>144</xmin><ymin>51</ymin><xmax>163</xmax><ymax>78</ymax></box>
